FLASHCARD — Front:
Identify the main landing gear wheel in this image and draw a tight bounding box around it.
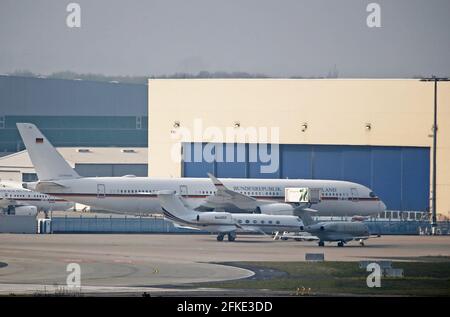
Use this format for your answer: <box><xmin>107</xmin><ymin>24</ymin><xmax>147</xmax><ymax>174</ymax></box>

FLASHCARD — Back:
<box><xmin>318</xmin><ymin>241</ymin><xmax>325</xmax><ymax>247</ymax></box>
<box><xmin>227</xmin><ymin>232</ymin><xmax>236</xmax><ymax>242</ymax></box>
<box><xmin>337</xmin><ymin>241</ymin><xmax>344</xmax><ymax>247</ymax></box>
<box><xmin>216</xmin><ymin>233</ymin><xmax>225</xmax><ymax>241</ymax></box>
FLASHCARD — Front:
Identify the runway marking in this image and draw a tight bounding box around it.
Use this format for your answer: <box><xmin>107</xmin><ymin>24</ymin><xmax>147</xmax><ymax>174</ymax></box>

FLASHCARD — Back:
<box><xmin>113</xmin><ymin>259</ymin><xmax>134</xmax><ymax>264</ymax></box>
<box><xmin>62</xmin><ymin>258</ymin><xmax>83</xmax><ymax>263</ymax></box>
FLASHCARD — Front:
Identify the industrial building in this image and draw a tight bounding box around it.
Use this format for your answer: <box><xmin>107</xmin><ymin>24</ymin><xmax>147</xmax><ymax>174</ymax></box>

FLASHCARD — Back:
<box><xmin>0</xmin><ymin>147</ymin><xmax>147</xmax><ymax>182</ymax></box>
<box><xmin>148</xmin><ymin>79</ymin><xmax>450</xmax><ymax>218</ymax></box>
<box><xmin>1</xmin><ymin>75</ymin><xmax>449</xmax><ymax>219</ymax></box>
<box><xmin>0</xmin><ymin>75</ymin><xmax>147</xmax><ymax>156</ymax></box>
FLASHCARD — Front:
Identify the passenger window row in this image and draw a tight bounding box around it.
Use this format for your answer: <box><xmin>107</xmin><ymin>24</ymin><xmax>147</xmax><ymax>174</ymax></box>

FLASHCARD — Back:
<box><xmin>4</xmin><ymin>193</ymin><xmax>45</xmax><ymax>198</ymax></box>
<box><xmin>237</xmin><ymin>219</ymin><xmax>280</xmax><ymax>225</ymax></box>
<box><xmin>323</xmin><ymin>192</ymin><xmax>350</xmax><ymax>197</ymax></box>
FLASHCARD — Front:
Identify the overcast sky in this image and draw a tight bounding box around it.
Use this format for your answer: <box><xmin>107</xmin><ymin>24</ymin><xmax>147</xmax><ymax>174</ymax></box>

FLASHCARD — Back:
<box><xmin>0</xmin><ymin>0</ymin><xmax>449</xmax><ymax>78</ymax></box>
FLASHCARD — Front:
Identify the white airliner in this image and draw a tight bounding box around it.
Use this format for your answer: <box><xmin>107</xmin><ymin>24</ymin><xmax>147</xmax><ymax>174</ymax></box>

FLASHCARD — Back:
<box><xmin>0</xmin><ymin>181</ymin><xmax>74</xmax><ymax>216</ymax></box>
<box><xmin>158</xmin><ymin>190</ymin><xmax>303</xmax><ymax>241</ymax></box>
<box><xmin>17</xmin><ymin>123</ymin><xmax>386</xmax><ymax>216</ymax></box>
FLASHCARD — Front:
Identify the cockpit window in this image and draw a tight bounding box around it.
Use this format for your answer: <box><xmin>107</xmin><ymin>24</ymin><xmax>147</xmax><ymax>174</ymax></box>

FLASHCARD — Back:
<box><xmin>369</xmin><ymin>191</ymin><xmax>376</xmax><ymax>198</ymax></box>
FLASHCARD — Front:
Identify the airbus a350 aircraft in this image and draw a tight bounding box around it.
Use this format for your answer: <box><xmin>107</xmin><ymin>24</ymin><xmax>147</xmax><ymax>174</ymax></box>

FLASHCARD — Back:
<box><xmin>0</xmin><ymin>181</ymin><xmax>74</xmax><ymax>216</ymax></box>
<box><xmin>17</xmin><ymin>123</ymin><xmax>386</xmax><ymax>217</ymax></box>
<box><xmin>158</xmin><ymin>190</ymin><xmax>303</xmax><ymax>241</ymax></box>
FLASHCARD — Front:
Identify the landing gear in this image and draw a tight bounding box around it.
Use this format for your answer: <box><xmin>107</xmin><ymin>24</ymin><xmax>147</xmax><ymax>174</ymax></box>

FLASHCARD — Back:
<box><xmin>318</xmin><ymin>241</ymin><xmax>325</xmax><ymax>247</ymax></box>
<box><xmin>216</xmin><ymin>232</ymin><xmax>236</xmax><ymax>242</ymax></box>
<box><xmin>359</xmin><ymin>239</ymin><xmax>365</xmax><ymax>246</ymax></box>
<box><xmin>337</xmin><ymin>241</ymin><xmax>344</xmax><ymax>247</ymax></box>
<box><xmin>227</xmin><ymin>232</ymin><xmax>236</xmax><ymax>242</ymax></box>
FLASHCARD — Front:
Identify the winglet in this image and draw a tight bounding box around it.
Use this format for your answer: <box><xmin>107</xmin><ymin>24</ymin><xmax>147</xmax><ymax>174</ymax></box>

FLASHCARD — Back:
<box><xmin>207</xmin><ymin>173</ymin><xmax>225</xmax><ymax>188</ymax></box>
<box><xmin>293</xmin><ymin>208</ymin><xmax>317</xmax><ymax>226</ymax></box>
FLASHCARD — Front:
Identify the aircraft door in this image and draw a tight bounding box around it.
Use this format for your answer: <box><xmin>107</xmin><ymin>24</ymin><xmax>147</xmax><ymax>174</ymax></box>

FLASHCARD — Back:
<box><xmin>179</xmin><ymin>185</ymin><xmax>188</xmax><ymax>197</ymax></box>
<box><xmin>97</xmin><ymin>184</ymin><xmax>106</xmax><ymax>198</ymax></box>
<box><xmin>350</xmin><ymin>188</ymin><xmax>359</xmax><ymax>202</ymax></box>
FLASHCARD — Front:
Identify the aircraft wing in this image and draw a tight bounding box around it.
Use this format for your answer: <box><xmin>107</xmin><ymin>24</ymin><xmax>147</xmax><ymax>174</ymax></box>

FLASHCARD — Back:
<box><xmin>172</xmin><ymin>223</ymin><xmax>202</xmax><ymax>231</ymax></box>
<box><xmin>233</xmin><ymin>224</ymin><xmax>269</xmax><ymax>236</ymax></box>
<box><xmin>204</xmin><ymin>173</ymin><xmax>270</xmax><ymax>210</ymax></box>
<box><xmin>277</xmin><ymin>232</ymin><xmax>319</xmax><ymax>241</ymax></box>
<box><xmin>291</xmin><ymin>235</ymin><xmax>319</xmax><ymax>241</ymax></box>
<box><xmin>203</xmin><ymin>174</ymin><xmax>318</xmax><ymax>214</ymax></box>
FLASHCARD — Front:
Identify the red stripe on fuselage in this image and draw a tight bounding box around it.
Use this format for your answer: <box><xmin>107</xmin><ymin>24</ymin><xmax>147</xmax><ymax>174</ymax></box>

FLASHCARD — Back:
<box><xmin>45</xmin><ymin>193</ymin><xmax>380</xmax><ymax>201</ymax></box>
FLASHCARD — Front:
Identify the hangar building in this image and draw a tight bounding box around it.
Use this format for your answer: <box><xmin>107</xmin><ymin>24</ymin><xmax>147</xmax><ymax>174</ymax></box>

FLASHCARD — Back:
<box><xmin>0</xmin><ymin>75</ymin><xmax>147</xmax><ymax>156</ymax></box>
<box><xmin>0</xmin><ymin>147</ymin><xmax>147</xmax><ymax>182</ymax></box>
<box><xmin>148</xmin><ymin>79</ymin><xmax>450</xmax><ymax>218</ymax></box>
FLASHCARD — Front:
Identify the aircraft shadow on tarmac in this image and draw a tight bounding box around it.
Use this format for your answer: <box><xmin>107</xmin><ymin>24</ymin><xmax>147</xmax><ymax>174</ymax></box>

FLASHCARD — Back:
<box><xmin>198</xmin><ymin>239</ymin><xmax>389</xmax><ymax>247</ymax></box>
<box><xmin>199</xmin><ymin>238</ymin><xmax>276</xmax><ymax>244</ymax></box>
<box><xmin>194</xmin><ymin>236</ymin><xmax>393</xmax><ymax>247</ymax></box>
<box><xmin>303</xmin><ymin>244</ymin><xmax>392</xmax><ymax>248</ymax></box>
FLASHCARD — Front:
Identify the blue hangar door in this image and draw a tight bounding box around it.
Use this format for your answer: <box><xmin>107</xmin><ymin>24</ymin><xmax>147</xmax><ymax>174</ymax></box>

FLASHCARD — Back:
<box><xmin>182</xmin><ymin>143</ymin><xmax>430</xmax><ymax>212</ymax></box>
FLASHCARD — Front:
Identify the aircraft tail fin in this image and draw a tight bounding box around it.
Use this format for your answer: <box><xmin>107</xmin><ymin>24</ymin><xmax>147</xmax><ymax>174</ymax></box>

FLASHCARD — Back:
<box><xmin>157</xmin><ymin>190</ymin><xmax>197</xmax><ymax>224</ymax></box>
<box><xmin>16</xmin><ymin>123</ymin><xmax>80</xmax><ymax>181</ymax></box>
<box><xmin>294</xmin><ymin>208</ymin><xmax>317</xmax><ymax>226</ymax></box>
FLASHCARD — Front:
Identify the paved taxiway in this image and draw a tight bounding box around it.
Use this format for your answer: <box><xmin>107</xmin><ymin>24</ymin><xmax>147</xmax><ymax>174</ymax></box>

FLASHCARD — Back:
<box><xmin>0</xmin><ymin>234</ymin><xmax>449</xmax><ymax>295</ymax></box>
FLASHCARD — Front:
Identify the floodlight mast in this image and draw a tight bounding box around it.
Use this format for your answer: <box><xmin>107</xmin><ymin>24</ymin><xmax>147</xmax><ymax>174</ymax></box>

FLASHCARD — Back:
<box><xmin>420</xmin><ymin>76</ymin><xmax>450</xmax><ymax>235</ymax></box>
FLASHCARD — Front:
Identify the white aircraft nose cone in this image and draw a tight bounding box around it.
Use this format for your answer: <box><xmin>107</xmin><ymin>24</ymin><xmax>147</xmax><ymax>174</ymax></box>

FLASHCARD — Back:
<box><xmin>379</xmin><ymin>201</ymin><xmax>387</xmax><ymax>212</ymax></box>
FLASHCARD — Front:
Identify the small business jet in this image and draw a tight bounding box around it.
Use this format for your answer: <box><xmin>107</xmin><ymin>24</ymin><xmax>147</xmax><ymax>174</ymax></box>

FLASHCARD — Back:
<box><xmin>295</xmin><ymin>209</ymin><xmax>371</xmax><ymax>247</ymax></box>
<box><xmin>17</xmin><ymin>123</ymin><xmax>386</xmax><ymax>217</ymax></box>
<box><xmin>158</xmin><ymin>190</ymin><xmax>303</xmax><ymax>241</ymax></box>
<box><xmin>0</xmin><ymin>181</ymin><xmax>74</xmax><ymax>216</ymax></box>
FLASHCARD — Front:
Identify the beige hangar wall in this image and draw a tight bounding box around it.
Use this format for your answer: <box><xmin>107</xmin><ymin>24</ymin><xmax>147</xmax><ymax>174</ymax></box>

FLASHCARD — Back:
<box><xmin>148</xmin><ymin>79</ymin><xmax>450</xmax><ymax>217</ymax></box>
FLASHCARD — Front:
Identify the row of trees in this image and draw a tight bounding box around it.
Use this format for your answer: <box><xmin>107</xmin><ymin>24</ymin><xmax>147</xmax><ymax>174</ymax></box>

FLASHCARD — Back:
<box><xmin>8</xmin><ymin>68</ymin><xmax>351</xmax><ymax>84</ymax></box>
<box><xmin>9</xmin><ymin>70</ymin><xmax>268</xmax><ymax>84</ymax></box>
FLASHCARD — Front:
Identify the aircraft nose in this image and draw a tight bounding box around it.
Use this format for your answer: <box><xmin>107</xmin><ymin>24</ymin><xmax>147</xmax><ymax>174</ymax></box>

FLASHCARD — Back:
<box><xmin>379</xmin><ymin>200</ymin><xmax>387</xmax><ymax>212</ymax></box>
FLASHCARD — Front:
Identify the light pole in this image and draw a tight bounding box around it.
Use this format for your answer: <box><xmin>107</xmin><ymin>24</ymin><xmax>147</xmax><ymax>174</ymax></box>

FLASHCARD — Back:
<box><xmin>420</xmin><ymin>76</ymin><xmax>449</xmax><ymax>235</ymax></box>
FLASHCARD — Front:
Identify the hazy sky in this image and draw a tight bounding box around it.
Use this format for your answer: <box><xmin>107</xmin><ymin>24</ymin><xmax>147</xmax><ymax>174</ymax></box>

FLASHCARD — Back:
<box><xmin>0</xmin><ymin>0</ymin><xmax>449</xmax><ymax>78</ymax></box>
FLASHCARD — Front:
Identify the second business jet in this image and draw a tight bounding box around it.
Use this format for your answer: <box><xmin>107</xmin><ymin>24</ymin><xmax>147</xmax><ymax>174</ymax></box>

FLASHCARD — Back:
<box><xmin>158</xmin><ymin>190</ymin><xmax>303</xmax><ymax>241</ymax></box>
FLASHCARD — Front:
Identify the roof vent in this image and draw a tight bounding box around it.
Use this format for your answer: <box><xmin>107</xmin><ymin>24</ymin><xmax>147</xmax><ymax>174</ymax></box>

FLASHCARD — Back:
<box><xmin>121</xmin><ymin>149</ymin><xmax>136</xmax><ymax>153</ymax></box>
<box><xmin>77</xmin><ymin>148</ymin><xmax>91</xmax><ymax>153</ymax></box>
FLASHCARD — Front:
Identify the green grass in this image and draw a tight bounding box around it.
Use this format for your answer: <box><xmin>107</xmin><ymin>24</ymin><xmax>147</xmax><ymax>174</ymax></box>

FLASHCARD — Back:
<box><xmin>199</xmin><ymin>259</ymin><xmax>450</xmax><ymax>296</ymax></box>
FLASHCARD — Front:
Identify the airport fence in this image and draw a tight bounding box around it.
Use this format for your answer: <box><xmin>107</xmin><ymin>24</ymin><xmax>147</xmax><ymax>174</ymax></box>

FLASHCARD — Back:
<box><xmin>51</xmin><ymin>215</ymin><xmax>204</xmax><ymax>234</ymax></box>
<box><xmin>50</xmin><ymin>215</ymin><xmax>450</xmax><ymax>235</ymax></box>
<box><xmin>364</xmin><ymin>219</ymin><xmax>449</xmax><ymax>235</ymax></box>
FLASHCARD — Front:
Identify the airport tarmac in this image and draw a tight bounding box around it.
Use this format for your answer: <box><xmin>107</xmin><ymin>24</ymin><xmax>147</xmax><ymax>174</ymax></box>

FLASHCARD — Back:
<box><xmin>0</xmin><ymin>234</ymin><xmax>449</xmax><ymax>295</ymax></box>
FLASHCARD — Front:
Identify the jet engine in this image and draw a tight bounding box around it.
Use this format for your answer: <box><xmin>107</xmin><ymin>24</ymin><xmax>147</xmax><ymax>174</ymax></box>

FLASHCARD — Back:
<box><xmin>255</xmin><ymin>203</ymin><xmax>294</xmax><ymax>215</ymax></box>
<box><xmin>196</xmin><ymin>212</ymin><xmax>232</xmax><ymax>224</ymax></box>
<box><xmin>9</xmin><ymin>206</ymin><xmax>38</xmax><ymax>216</ymax></box>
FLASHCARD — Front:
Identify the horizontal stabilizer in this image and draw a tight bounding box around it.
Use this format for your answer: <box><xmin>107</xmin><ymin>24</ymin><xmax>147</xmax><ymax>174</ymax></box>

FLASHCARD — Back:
<box><xmin>31</xmin><ymin>181</ymin><xmax>68</xmax><ymax>194</ymax></box>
